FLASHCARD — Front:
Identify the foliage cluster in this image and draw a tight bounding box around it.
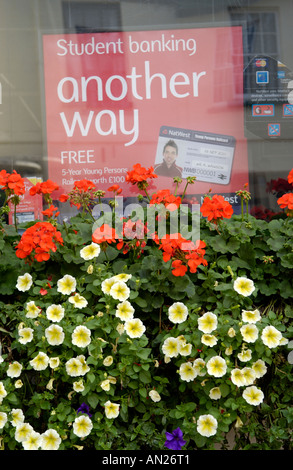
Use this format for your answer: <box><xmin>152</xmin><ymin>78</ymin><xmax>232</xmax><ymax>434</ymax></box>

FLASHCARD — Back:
<box><xmin>0</xmin><ymin>166</ymin><xmax>292</xmax><ymax>450</ymax></box>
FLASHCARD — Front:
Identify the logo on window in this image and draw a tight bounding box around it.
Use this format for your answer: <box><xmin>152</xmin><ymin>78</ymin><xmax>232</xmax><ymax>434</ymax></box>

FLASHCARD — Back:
<box><xmin>256</xmin><ymin>71</ymin><xmax>269</xmax><ymax>84</ymax></box>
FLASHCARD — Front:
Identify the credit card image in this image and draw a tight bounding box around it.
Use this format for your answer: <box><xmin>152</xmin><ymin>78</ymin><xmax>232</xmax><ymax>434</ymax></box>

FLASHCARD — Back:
<box><xmin>154</xmin><ymin>126</ymin><xmax>236</xmax><ymax>184</ymax></box>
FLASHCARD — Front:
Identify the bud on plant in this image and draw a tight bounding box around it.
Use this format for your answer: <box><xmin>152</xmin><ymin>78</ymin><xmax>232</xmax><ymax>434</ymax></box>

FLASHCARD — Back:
<box><xmin>87</xmin><ymin>264</ymin><xmax>94</xmax><ymax>274</ymax></box>
<box><xmin>227</xmin><ymin>265</ymin><xmax>234</xmax><ymax>277</ymax></box>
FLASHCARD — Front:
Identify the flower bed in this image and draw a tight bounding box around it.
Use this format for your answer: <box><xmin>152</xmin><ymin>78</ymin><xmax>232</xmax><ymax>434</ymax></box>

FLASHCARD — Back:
<box><xmin>0</xmin><ymin>166</ymin><xmax>292</xmax><ymax>450</ymax></box>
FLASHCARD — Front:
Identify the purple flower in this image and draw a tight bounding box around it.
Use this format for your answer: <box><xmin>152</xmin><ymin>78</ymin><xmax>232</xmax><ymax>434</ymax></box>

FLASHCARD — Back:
<box><xmin>77</xmin><ymin>402</ymin><xmax>92</xmax><ymax>417</ymax></box>
<box><xmin>164</xmin><ymin>427</ymin><xmax>186</xmax><ymax>450</ymax></box>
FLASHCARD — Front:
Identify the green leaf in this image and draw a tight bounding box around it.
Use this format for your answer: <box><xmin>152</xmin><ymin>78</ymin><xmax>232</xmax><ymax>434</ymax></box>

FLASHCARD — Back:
<box><xmin>87</xmin><ymin>392</ymin><xmax>99</xmax><ymax>409</ymax></box>
<box><xmin>139</xmin><ymin>388</ymin><xmax>147</xmax><ymax>399</ymax></box>
<box><xmin>134</xmin><ymin>297</ymin><xmax>148</xmax><ymax>308</ymax></box>
<box><xmin>136</xmin><ymin>348</ymin><xmax>151</xmax><ymax>360</ymax></box>
<box><xmin>139</xmin><ymin>369</ymin><xmax>152</xmax><ymax>384</ymax></box>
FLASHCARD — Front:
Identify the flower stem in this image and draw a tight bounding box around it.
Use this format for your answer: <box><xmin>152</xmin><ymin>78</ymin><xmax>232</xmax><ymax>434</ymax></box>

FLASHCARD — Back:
<box><xmin>14</xmin><ymin>202</ymin><xmax>17</xmax><ymax>231</ymax></box>
<box><xmin>144</xmin><ymin>188</ymin><xmax>151</xmax><ymax>202</ymax></box>
<box><xmin>241</xmin><ymin>197</ymin><xmax>244</xmax><ymax>222</ymax></box>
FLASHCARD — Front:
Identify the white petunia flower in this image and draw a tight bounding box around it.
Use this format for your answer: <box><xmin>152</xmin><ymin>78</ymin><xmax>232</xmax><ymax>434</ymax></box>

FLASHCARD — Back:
<box><xmin>57</xmin><ymin>274</ymin><xmax>76</xmax><ymax>295</ymax></box>
<box><xmin>242</xmin><ymin>367</ymin><xmax>256</xmax><ymax>386</ymax></box>
<box><xmin>45</xmin><ymin>324</ymin><xmax>65</xmax><ymax>346</ymax></box>
<box><xmin>231</xmin><ymin>368</ymin><xmax>246</xmax><ymax>387</ymax></box>
<box><xmin>112</xmin><ymin>273</ymin><xmax>132</xmax><ymax>282</ymax></box>
<box><xmin>25</xmin><ymin>301</ymin><xmax>41</xmax><ymax>319</ymax></box>
<box><xmin>100</xmin><ymin>379</ymin><xmax>111</xmax><ymax>391</ymax></box>
<box><xmin>124</xmin><ymin>318</ymin><xmax>146</xmax><ymax>338</ymax></box>
<box><xmin>168</xmin><ymin>302</ymin><xmax>189</xmax><ymax>324</ymax></box>
<box><xmin>16</xmin><ymin>273</ymin><xmax>33</xmax><ymax>292</ymax></box>
<box><xmin>261</xmin><ymin>325</ymin><xmax>283</xmax><ymax>349</ymax></box>
<box><xmin>116</xmin><ymin>323</ymin><xmax>125</xmax><ymax>335</ymax></box>
<box><xmin>65</xmin><ymin>357</ymin><xmax>83</xmax><ymax>377</ymax></box>
<box><xmin>233</xmin><ymin>277</ymin><xmax>255</xmax><ymax>297</ymax></box>
<box><xmin>252</xmin><ymin>359</ymin><xmax>267</xmax><ymax>378</ymax></box>
<box><xmin>197</xmin><ymin>414</ymin><xmax>218</xmax><ymax>437</ymax></box>
<box><xmin>101</xmin><ymin>277</ymin><xmax>116</xmax><ymax>295</ymax></box>
<box><xmin>179</xmin><ymin>342</ymin><xmax>192</xmax><ymax>356</ymax></box>
<box><xmin>0</xmin><ymin>412</ymin><xmax>8</xmax><ymax>429</ymax></box>
<box><xmin>73</xmin><ymin>380</ymin><xmax>84</xmax><ymax>392</ymax></box>
<box><xmin>225</xmin><ymin>345</ymin><xmax>233</xmax><ymax>355</ymax></box>
<box><xmin>209</xmin><ymin>387</ymin><xmax>221</xmax><ymax>400</ymax></box>
<box><xmin>49</xmin><ymin>357</ymin><xmax>60</xmax><ymax>369</ymax></box>
<box><xmin>240</xmin><ymin>324</ymin><xmax>259</xmax><ymax>343</ymax></box>
<box><xmin>80</xmin><ymin>243</ymin><xmax>101</xmax><ymax>260</ymax></box>
<box><xmin>0</xmin><ymin>382</ymin><xmax>7</xmax><ymax>403</ymax></box>
<box><xmin>237</xmin><ymin>348</ymin><xmax>252</xmax><ymax>362</ymax></box>
<box><xmin>104</xmin><ymin>400</ymin><xmax>120</xmax><ymax>419</ymax></box>
<box><xmin>87</xmin><ymin>264</ymin><xmax>94</xmax><ymax>274</ymax></box>
<box><xmin>14</xmin><ymin>379</ymin><xmax>23</xmax><ymax>389</ymax></box>
<box><xmin>72</xmin><ymin>325</ymin><xmax>91</xmax><ymax>348</ymax></box>
<box><xmin>242</xmin><ymin>385</ymin><xmax>264</xmax><ymax>406</ymax></box>
<box><xmin>241</xmin><ymin>309</ymin><xmax>261</xmax><ymax>323</ymax></box>
<box><xmin>46</xmin><ymin>304</ymin><xmax>65</xmax><ymax>322</ymax></box>
<box><xmin>76</xmin><ymin>355</ymin><xmax>90</xmax><ymax>376</ymax></box>
<box><xmin>40</xmin><ymin>429</ymin><xmax>61</xmax><ymax>450</ymax></box>
<box><xmin>103</xmin><ymin>356</ymin><xmax>113</xmax><ymax>367</ymax></box>
<box><xmin>10</xmin><ymin>409</ymin><xmax>25</xmax><ymax>427</ymax></box>
<box><xmin>115</xmin><ymin>301</ymin><xmax>135</xmax><ymax>321</ymax></box>
<box><xmin>68</xmin><ymin>293</ymin><xmax>88</xmax><ymax>309</ymax></box>
<box><xmin>149</xmin><ymin>390</ymin><xmax>161</xmax><ymax>402</ymax></box>
<box><xmin>73</xmin><ymin>415</ymin><xmax>93</xmax><ymax>438</ymax></box>
<box><xmin>198</xmin><ymin>312</ymin><xmax>217</xmax><ymax>333</ymax></box>
<box><xmin>30</xmin><ymin>352</ymin><xmax>49</xmax><ymax>371</ymax></box>
<box><xmin>280</xmin><ymin>336</ymin><xmax>289</xmax><ymax>345</ymax></box>
<box><xmin>193</xmin><ymin>358</ymin><xmax>206</xmax><ymax>376</ymax></box>
<box><xmin>109</xmin><ymin>281</ymin><xmax>130</xmax><ymax>302</ymax></box>
<box><xmin>162</xmin><ymin>337</ymin><xmax>181</xmax><ymax>358</ymax></box>
<box><xmin>228</xmin><ymin>327</ymin><xmax>236</xmax><ymax>338</ymax></box>
<box><xmin>201</xmin><ymin>334</ymin><xmax>218</xmax><ymax>347</ymax></box>
<box><xmin>22</xmin><ymin>431</ymin><xmax>42</xmax><ymax>450</ymax></box>
<box><xmin>18</xmin><ymin>327</ymin><xmax>34</xmax><ymax>345</ymax></box>
<box><xmin>7</xmin><ymin>361</ymin><xmax>22</xmax><ymax>378</ymax></box>
<box><xmin>15</xmin><ymin>422</ymin><xmax>34</xmax><ymax>442</ymax></box>
<box><xmin>179</xmin><ymin>362</ymin><xmax>197</xmax><ymax>382</ymax></box>
<box><xmin>206</xmin><ymin>356</ymin><xmax>227</xmax><ymax>378</ymax></box>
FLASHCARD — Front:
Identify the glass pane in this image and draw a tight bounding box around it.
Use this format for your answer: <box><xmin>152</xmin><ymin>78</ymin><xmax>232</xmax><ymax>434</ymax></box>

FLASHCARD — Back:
<box><xmin>0</xmin><ymin>0</ymin><xmax>292</xmax><ymax>223</ymax></box>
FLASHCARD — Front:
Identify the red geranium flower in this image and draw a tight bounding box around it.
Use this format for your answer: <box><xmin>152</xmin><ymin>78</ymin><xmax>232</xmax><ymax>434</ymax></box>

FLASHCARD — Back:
<box><xmin>171</xmin><ymin>259</ymin><xmax>188</xmax><ymax>277</ymax></box>
<box><xmin>74</xmin><ymin>179</ymin><xmax>96</xmax><ymax>191</ymax></box>
<box><xmin>29</xmin><ymin>179</ymin><xmax>59</xmax><ymax>196</ymax></box>
<box><xmin>277</xmin><ymin>193</ymin><xmax>293</xmax><ymax>216</ymax></box>
<box><xmin>0</xmin><ymin>170</ymin><xmax>25</xmax><ymax>196</ymax></box>
<box><xmin>288</xmin><ymin>169</ymin><xmax>293</xmax><ymax>184</ymax></box>
<box><xmin>108</xmin><ymin>184</ymin><xmax>122</xmax><ymax>194</ymax></box>
<box><xmin>15</xmin><ymin>221</ymin><xmax>63</xmax><ymax>263</ymax></box>
<box><xmin>155</xmin><ymin>233</ymin><xmax>207</xmax><ymax>276</ymax></box>
<box><xmin>126</xmin><ymin>163</ymin><xmax>157</xmax><ymax>186</ymax></box>
<box><xmin>0</xmin><ymin>169</ymin><xmax>9</xmax><ymax>186</ymax></box>
<box><xmin>42</xmin><ymin>204</ymin><xmax>60</xmax><ymax>219</ymax></box>
<box><xmin>6</xmin><ymin>171</ymin><xmax>25</xmax><ymax>196</ymax></box>
<box><xmin>92</xmin><ymin>224</ymin><xmax>118</xmax><ymax>244</ymax></box>
<box><xmin>200</xmin><ymin>194</ymin><xmax>233</xmax><ymax>222</ymax></box>
<box><xmin>59</xmin><ymin>194</ymin><xmax>69</xmax><ymax>203</ymax></box>
<box><xmin>150</xmin><ymin>189</ymin><xmax>181</xmax><ymax>211</ymax></box>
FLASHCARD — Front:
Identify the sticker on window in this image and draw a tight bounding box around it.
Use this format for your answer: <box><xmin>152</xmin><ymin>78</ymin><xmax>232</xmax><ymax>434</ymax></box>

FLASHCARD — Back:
<box><xmin>154</xmin><ymin>126</ymin><xmax>236</xmax><ymax>184</ymax></box>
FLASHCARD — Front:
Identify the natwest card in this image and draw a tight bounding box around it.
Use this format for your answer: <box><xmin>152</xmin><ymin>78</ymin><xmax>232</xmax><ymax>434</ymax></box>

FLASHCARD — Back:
<box><xmin>154</xmin><ymin>126</ymin><xmax>236</xmax><ymax>185</ymax></box>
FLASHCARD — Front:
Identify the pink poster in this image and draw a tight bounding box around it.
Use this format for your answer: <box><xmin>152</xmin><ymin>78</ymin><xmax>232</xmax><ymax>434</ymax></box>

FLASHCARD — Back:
<box><xmin>42</xmin><ymin>27</ymin><xmax>247</xmax><ymax>201</ymax></box>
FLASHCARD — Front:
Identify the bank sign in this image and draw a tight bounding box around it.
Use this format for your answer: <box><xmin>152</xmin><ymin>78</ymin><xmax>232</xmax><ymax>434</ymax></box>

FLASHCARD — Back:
<box><xmin>42</xmin><ymin>27</ymin><xmax>248</xmax><ymax>202</ymax></box>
